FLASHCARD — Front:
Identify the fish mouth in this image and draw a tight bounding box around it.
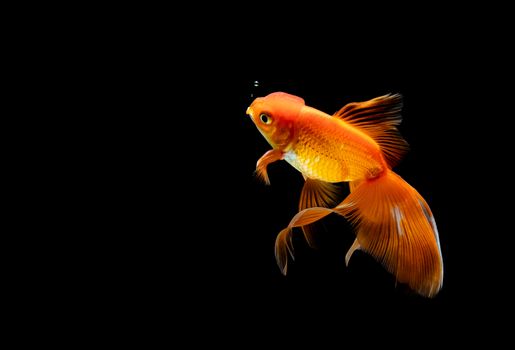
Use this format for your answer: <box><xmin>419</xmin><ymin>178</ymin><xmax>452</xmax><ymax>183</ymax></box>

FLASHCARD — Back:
<box><xmin>246</xmin><ymin>107</ymin><xmax>254</xmax><ymax>118</ymax></box>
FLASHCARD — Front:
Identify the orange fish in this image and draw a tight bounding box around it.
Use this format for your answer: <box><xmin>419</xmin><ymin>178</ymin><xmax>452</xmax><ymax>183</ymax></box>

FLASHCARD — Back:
<box><xmin>246</xmin><ymin>92</ymin><xmax>443</xmax><ymax>297</ymax></box>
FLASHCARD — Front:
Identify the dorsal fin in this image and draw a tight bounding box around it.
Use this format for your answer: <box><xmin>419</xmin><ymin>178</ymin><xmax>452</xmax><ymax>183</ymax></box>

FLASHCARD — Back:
<box><xmin>334</xmin><ymin>94</ymin><xmax>409</xmax><ymax>167</ymax></box>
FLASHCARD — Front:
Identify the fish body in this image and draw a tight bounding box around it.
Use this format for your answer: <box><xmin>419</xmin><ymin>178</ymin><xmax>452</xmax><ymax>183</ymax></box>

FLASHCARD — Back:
<box><xmin>246</xmin><ymin>92</ymin><xmax>443</xmax><ymax>298</ymax></box>
<box><xmin>280</xmin><ymin>105</ymin><xmax>385</xmax><ymax>182</ymax></box>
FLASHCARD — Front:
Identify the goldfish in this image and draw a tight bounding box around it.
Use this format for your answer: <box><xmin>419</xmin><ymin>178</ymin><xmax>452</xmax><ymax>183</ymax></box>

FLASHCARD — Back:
<box><xmin>246</xmin><ymin>92</ymin><xmax>443</xmax><ymax>297</ymax></box>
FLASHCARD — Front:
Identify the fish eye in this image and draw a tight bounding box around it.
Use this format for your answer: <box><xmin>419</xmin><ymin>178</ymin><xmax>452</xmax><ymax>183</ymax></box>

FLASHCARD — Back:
<box><xmin>260</xmin><ymin>113</ymin><xmax>272</xmax><ymax>125</ymax></box>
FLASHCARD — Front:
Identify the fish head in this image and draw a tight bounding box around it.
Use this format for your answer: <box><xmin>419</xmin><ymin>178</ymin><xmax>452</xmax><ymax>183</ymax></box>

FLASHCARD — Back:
<box><xmin>246</xmin><ymin>92</ymin><xmax>305</xmax><ymax>150</ymax></box>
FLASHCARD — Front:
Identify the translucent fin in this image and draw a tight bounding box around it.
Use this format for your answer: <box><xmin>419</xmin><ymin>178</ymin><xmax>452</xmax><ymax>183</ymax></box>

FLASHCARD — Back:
<box><xmin>334</xmin><ymin>94</ymin><xmax>409</xmax><ymax>167</ymax></box>
<box><xmin>255</xmin><ymin>149</ymin><xmax>284</xmax><ymax>185</ymax></box>
<box><xmin>299</xmin><ymin>178</ymin><xmax>341</xmax><ymax>248</ymax></box>
<box><xmin>288</xmin><ymin>207</ymin><xmax>336</xmax><ymax>228</ymax></box>
<box><xmin>275</xmin><ymin>228</ymin><xmax>295</xmax><ymax>275</ymax></box>
<box><xmin>340</xmin><ymin>170</ymin><xmax>444</xmax><ymax>298</ymax></box>
<box><xmin>345</xmin><ymin>239</ymin><xmax>361</xmax><ymax>266</ymax></box>
<box><xmin>349</xmin><ymin>180</ymin><xmax>363</xmax><ymax>193</ymax></box>
<box><xmin>300</xmin><ymin>178</ymin><xmax>341</xmax><ymax>209</ymax></box>
<box><xmin>274</xmin><ymin>204</ymin><xmax>354</xmax><ymax>274</ymax></box>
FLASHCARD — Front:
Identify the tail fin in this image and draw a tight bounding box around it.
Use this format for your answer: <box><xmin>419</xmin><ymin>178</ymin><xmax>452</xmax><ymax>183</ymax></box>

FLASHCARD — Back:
<box><xmin>342</xmin><ymin>170</ymin><xmax>443</xmax><ymax>297</ymax></box>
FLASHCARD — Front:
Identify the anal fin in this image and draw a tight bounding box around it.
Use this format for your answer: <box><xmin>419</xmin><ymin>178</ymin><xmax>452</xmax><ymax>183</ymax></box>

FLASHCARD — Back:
<box><xmin>299</xmin><ymin>178</ymin><xmax>341</xmax><ymax>248</ymax></box>
<box><xmin>275</xmin><ymin>228</ymin><xmax>294</xmax><ymax>275</ymax></box>
<box><xmin>345</xmin><ymin>239</ymin><xmax>361</xmax><ymax>266</ymax></box>
<box><xmin>349</xmin><ymin>180</ymin><xmax>363</xmax><ymax>193</ymax></box>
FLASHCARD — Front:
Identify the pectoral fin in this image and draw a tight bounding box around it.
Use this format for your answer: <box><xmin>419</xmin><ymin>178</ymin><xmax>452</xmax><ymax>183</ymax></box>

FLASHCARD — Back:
<box><xmin>255</xmin><ymin>149</ymin><xmax>283</xmax><ymax>185</ymax></box>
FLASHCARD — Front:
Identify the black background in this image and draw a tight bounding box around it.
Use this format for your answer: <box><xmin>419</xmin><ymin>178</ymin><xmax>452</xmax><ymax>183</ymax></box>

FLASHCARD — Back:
<box><xmin>79</xmin><ymin>22</ymin><xmax>511</xmax><ymax>336</ymax></box>
<box><xmin>18</xmin><ymin>7</ymin><xmax>513</xmax><ymax>344</ymax></box>
<box><xmin>119</xmin><ymin>70</ymin><xmax>505</xmax><ymax>334</ymax></box>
